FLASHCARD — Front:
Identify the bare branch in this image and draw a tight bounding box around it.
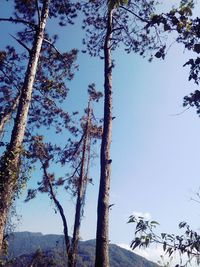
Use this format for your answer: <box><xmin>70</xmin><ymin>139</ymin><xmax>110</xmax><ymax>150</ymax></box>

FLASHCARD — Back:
<box><xmin>119</xmin><ymin>5</ymin><xmax>149</xmax><ymax>23</ymax></box>
<box><xmin>0</xmin><ymin>17</ymin><xmax>37</xmax><ymax>29</ymax></box>
<box><xmin>43</xmin><ymin>39</ymin><xmax>62</xmax><ymax>56</ymax></box>
<box><xmin>10</xmin><ymin>34</ymin><xmax>31</xmax><ymax>54</ymax></box>
<box><xmin>112</xmin><ymin>27</ymin><xmax>123</xmax><ymax>33</ymax></box>
<box><xmin>40</xmin><ymin>159</ymin><xmax>71</xmax><ymax>255</ymax></box>
<box><xmin>170</xmin><ymin>106</ymin><xmax>190</xmax><ymax>116</ymax></box>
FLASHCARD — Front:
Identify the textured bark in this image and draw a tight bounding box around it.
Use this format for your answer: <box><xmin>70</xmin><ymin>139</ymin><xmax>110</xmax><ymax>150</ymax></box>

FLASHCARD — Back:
<box><xmin>95</xmin><ymin>9</ymin><xmax>113</xmax><ymax>267</ymax></box>
<box><xmin>0</xmin><ymin>94</ymin><xmax>20</xmax><ymax>138</ymax></box>
<box><xmin>69</xmin><ymin>102</ymin><xmax>91</xmax><ymax>267</ymax></box>
<box><xmin>0</xmin><ymin>0</ymin><xmax>50</xmax><ymax>251</ymax></box>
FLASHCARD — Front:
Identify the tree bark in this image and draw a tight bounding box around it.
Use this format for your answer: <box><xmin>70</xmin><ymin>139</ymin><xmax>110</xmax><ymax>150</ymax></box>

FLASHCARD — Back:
<box><xmin>0</xmin><ymin>0</ymin><xmax>50</xmax><ymax>252</ymax></box>
<box><xmin>95</xmin><ymin>9</ymin><xmax>113</xmax><ymax>267</ymax></box>
<box><xmin>69</xmin><ymin>101</ymin><xmax>91</xmax><ymax>267</ymax></box>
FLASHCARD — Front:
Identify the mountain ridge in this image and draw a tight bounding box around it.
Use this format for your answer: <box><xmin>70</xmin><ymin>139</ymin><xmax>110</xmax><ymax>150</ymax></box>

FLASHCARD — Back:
<box><xmin>2</xmin><ymin>231</ymin><xmax>160</xmax><ymax>267</ymax></box>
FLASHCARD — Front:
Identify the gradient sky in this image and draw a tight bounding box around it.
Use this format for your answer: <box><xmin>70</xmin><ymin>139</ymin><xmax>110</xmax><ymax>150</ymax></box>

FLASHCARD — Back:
<box><xmin>1</xmin><ymin>0</ymin><xmax>200</xmax><ymax>264</ymax></box>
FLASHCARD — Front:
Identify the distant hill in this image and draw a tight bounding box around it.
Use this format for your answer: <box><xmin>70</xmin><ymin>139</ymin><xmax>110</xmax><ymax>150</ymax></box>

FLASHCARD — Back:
<box><xmin>1</xmin><ymin>232</ymin><xmax>160</xmax><ymax>267</ymax></box>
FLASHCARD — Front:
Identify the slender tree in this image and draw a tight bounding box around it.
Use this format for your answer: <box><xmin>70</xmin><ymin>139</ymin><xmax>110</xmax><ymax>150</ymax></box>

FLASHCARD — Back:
<box><xmin>25</xmin><ymin>86</ymin><xmax>102</xmax><ymax>267</ymax></box>
<box><xmin>81</xmin><ymin>1</ymin><xmax>164</xmax><ymax>265</ymax></box>
<box><xmin>41</xmin><ymin>159</ymin><xmax>72</xmax><ymax>264</ymax></box>
<box><xmin>95</xmin><ymin>6</ymin><xmax>113</xmax><ymax>267</ymax></box>
<box><xmin>68</xmin><ymin>99</ymin><xmax>92</xmax><ymax>267</ymax></box>
<box><xmin>0</xmin><ymin>0</ymin><xmax>51</xmax><ymax>250</ymax></box>
<box><xmin>69</xmin><ymin>86</ymin><xmax>103</xmax><ymax>266</ymax></box>
<box><xmin>0</xmin><ymin>0</ymin><xmax>79</xmax><ymax>251</ymax></box>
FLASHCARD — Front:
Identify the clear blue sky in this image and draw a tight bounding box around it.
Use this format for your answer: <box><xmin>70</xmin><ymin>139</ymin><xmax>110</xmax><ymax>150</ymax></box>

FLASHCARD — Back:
<box><xmin>1</xmin><ymin>0</ymin><xmax>200</xmax><ymax>263</ymax></box>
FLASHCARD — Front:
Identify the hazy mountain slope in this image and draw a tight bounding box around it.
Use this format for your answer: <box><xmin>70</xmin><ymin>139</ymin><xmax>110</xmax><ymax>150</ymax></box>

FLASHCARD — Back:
<box><xmin>2</xmin><ymin>232</ymin><xmax>159</xmax><ymax>267</ymax></box>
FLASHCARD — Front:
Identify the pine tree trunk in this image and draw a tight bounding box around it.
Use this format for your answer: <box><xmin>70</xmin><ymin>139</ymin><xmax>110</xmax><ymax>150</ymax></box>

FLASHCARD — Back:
<box><xmin>0</xmin><ymin>94</ymin><xmax>20</xmax><ymax>138</ymax></box>
<box><xmin>95</xmin><ymin>9</ymin><xmax>113</xmax><ymax>267</ymax></box>
<box><xmin>69</xmin><ymin>102</ymin><xmax>91</xmax><ymax>267</ymax></box>
<box><xmin>0</xmin><ymin>0</ymin><xmax>50</xmax><ymax>252</ymax></box>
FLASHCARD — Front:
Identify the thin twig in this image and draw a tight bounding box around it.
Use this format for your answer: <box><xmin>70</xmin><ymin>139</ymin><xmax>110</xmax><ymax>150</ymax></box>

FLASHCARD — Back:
<box><xmin>170</xmin><ymin>106</ymin><xmax>190</xmax><ymax>116</ymax></box>
<box><xmin>43</xmin><ymin>39</ymin><xmax>62</xmax><ymax>56</ymax></box>
<box><xmin>119</xmin><ymin>5</ymin><xmax>149</xmax><ymax>23</ymax></box>
<box><xmin>10</xmin><ymin>34</ymin><xmax>31</xmax><ymax>54</ymax></box>
<box><xmin>63</xmin><ymin>161</ymin><xmax>82</xmax><ymax>184</ymax></box>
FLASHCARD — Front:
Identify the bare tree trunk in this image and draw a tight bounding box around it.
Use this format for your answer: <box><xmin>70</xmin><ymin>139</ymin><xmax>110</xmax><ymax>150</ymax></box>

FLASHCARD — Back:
<box><xmin>0</xmin><ymin>0</ymin><xmax>50</xmax><ymax>252</ymax></box>
<box><xmin>95</xmin><ymin>9</ymin><xmax>113</xmax><ymax>267</ymax></box>
<box><xmin>49</xmin><ymin>188</ymin><xmax>71</xmax><ymax>267</ymax></box>
<box><xmin>0</xmin><ymin>95</ymin><xmax>20</xmax><ymax>138</ymax></box>
<box><xmin>42</xmin><ymin>164</ymin><xmax>71</xmax><ymax>265</ymax></box>
<box><xmin>69</xmin><ymin>101</ymin><xmax>91</xmax><ymax>267</ymax></box>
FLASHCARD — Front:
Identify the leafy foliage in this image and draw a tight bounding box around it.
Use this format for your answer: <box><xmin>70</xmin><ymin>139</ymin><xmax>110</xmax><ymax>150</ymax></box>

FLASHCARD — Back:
<box><xmin>129</xmin><ymin>215</ymin><xmax>200</xmax><ymax>267</ymax></box>
<box><xmin>81</xmin><ymin>0</ymin><xmax>162</xmax><ymax>57</ymax></box>
<box><xmin>0</xmin><ymin>0</ymin><xmax>80</xmax><ymax>145</ymax></box>
<box><xmin>9</xmin><ymin>0</ymin><xmax>80</xmax><ymax>26</ymax></box>
<box><xmin>183</xmin><ymin>90</ymin><xmax>200</xmax><ymax>115</ymax></box>
<box><xmin>24</xmin><ymin>86</ymin><xmax>102</xmax><ymax>202</ymax></box>
<box><xmin>143</xmin><ymin>0</ymin><xmax>200</xmax><ymax>119</ymax></box>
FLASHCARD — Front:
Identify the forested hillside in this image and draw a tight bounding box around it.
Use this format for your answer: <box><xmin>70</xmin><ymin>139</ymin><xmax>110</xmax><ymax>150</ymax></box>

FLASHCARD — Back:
<box><xmin>2</xmin><ymin>232</ymin><xmax>159</xmax><ymax>267</ymax></box>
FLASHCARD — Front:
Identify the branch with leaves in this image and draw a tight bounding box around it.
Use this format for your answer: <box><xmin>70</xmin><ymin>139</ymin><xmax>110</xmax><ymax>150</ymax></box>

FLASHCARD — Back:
<box><xmin>129</xmin><ymin>215</ymin><xmax>200</xmax><ymax>267</ymax></box>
